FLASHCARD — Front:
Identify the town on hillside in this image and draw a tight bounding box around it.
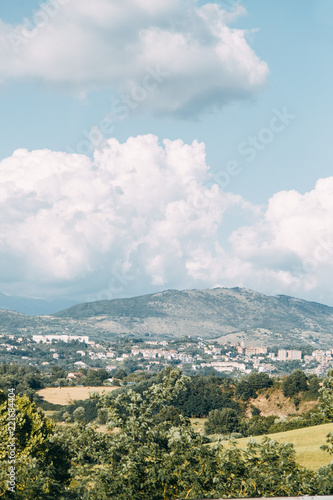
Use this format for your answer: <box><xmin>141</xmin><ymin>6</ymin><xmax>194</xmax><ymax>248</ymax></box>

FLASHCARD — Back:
<box><xmin>1</xmin><ymin>332</ymin><xmax>332</xmax><ymax>379</ymax></box>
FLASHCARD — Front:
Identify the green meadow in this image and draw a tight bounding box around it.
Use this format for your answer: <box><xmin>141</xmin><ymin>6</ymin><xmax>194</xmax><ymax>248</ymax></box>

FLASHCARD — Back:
<box><xmin>231</xmin><ymin>422</ymin><xmax>333</xmax><ymax>469</ymax></box>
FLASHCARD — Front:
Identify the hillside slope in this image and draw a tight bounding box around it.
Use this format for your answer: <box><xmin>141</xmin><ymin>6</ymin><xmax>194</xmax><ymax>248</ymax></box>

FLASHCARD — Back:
<box><xmin>234</xmin><ymin>422</ymin><xmax>333</xmax><ymax>469</ymax></box>
<box><xmin>55</xmin><ymin>287</ymin><xmax>333</xmax><ymax>345</ymax></box>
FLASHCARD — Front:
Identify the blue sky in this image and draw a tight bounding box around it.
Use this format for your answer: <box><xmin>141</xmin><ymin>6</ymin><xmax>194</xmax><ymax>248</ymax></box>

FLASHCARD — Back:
<box><xmin>1</xmin><ymin>0</ymin><xmax>333</xmax><ymax>306</ymax></box>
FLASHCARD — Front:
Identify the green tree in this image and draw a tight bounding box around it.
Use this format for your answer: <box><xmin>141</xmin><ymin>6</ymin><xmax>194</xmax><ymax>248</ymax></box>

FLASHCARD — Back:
<box><xmin>171</xmin><ymin>374</ymin><xmax>238</xmax><ymax>417</ymax></box>
<box><xmin>2</xmin><ymin>369</ymin><xmax>333</xmax><ymax>499</ymax></box>
<box><xmin>82</xmin><ymin>368</ymin><xmax>318</xmax><ymax>499</ymax></box>
<box><xmin>250</xmin><ymin>404</ymin><xmax>261</xmax><ymax>417</ymax></box>
<box><xmin>204</xmin><ymin>408</ymin><xmax>240</xmax><ymax>435</ymax></box>
<box><xmin>83</xmin><ymin>369</ymin><xmax>109</xmax><ymax>386</ymax></box>
<box><xmin>0</xmin><ymin>391</ymin><xmax>71</xmax><ymax>499</ymax></box>
<box><xmin>307</xmin><ymin>374</ymin><xmax>320</xmax><ymax>400</ymax></box>
<box><xmin>283</xmin><ymin>370</ymin><xmax>308</xmax><ymax>398</ymax></box>
<box><xmin>113</xmin><ymin>368</ymin><xmax>127</xmax><ymax>380</ymax></box>
<box><xmin>154</xmin><ymin>405</ymin><xmax>187</xmax><ymax>427</ymax></box>
<box><xmin>73</xmin><ymin>406</ymin><xmax>85</xmax><ymax>423</ymax></box>
<box><xmin>50</xmin><ymin>365</ymin><xmax>66</xmax><ymax>382</ymax></box>
<box><xmin>97</xmin><ymin>408</ymin><xmax>109</xmax><ymax>425</ymax></box>
<box><xmin>235</xmin><ymin>372</ymin><xmax>273</xmax><ymax>401</ymax></box>
<box><xmin>319</xmin><ymin>369</ymin><xmax>333</xmax><ymax>420</ymax></box>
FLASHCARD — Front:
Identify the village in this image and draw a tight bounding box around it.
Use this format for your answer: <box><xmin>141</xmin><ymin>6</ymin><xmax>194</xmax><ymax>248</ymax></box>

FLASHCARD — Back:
<box><xmin>1</xmin><ymin>332</ymin><xmax>332</xmax><ymax>378</ymax></box>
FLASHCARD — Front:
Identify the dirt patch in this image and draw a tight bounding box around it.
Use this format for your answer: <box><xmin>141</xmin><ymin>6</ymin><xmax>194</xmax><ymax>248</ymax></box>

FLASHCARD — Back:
<box><xmin>247</xmin><ymin>390</ymin><xmax>318</xmax><ymax>418</ymax></box>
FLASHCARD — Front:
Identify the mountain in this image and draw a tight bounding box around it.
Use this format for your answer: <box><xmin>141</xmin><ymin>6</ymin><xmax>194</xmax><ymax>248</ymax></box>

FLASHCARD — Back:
<box><xmin>55</xmin><ymin>287</ymin><xmax>333</xmax><ymax>347</ymax></box>
<box><xmin>0</xmin><ymin>292</ymin><xmax>78</xmax><ymax>316</ymax></box>
<box><xmin>1</xmin><ymin>287</ymin><xmax>333</xmax><ymax>348</ymax></box>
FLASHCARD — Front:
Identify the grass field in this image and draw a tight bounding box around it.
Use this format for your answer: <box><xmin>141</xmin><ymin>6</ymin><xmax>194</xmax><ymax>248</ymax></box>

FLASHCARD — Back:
<box><xmin>230</xmin><ymin>422</ymin><xmax>333</xmax><ymax>469</ymax></box>
<box><xmin>37</xmin><ymin>386</ymin><xmax>119</xmax><ymax>405</ymax></box>
<box><xmin>190</xmin><ymin>419</ymin><xmax>333</xmax><ymax>469</ymax></box>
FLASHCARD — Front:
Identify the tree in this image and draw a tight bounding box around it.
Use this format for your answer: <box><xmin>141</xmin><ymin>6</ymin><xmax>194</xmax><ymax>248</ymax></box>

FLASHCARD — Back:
<box><xmin>1</xmin><ymin>369</ymin><xmax>332</xmax><ymax>499</ymax></box>
<box><xmin>250</xmin><ymin>404</ymin><xmax>261</xmax><ymax>417</ymax></box>
<box><xmin>50</xmin><ymin>365</ymin><xmax>66</xmax><ymax>381</ymax></box>
<box><xmin>0</xmin><ymin>391</ymin><xmax>71</xmax><ymax>499</ymax></box>
<box><xmin>82</xmin><ymin>368</ymin><xmax>109</xmax><ymax>386</ymax></box>
<box><xmin>97</xmin><ymin>408</ymin><xmax>109</xmax><ymax>425</ymax></box>
<box><xmin>204</xmin><ymin>408</ymin><xmax>240</xmax><ymax>435</ymax></box>
<box><xmin>55</xmin><ymin>397</ymin><xmax>98</xmax><ymax>424</ymax></box>
<box><xmin>154</xmin><ymin>405</ymin><xmax>187</xmax><ymax>427</ymax></box>
<box><xmin>307</xmin><ymin>374</ymin><xmax>320</xmax><ymax>399</ymax></box>
<box><xmin>113</xmin><ymin>368</ymin><xmax>127</xmax><ymax>380</ymax></box>
<box><xmin>283</xmin><ymin>370</ymin><xmax>308</xmax><ymax>398</ymax></box>
<box><xmin>73</xmin><ymin>406</ymin><xmax>85</xmax><ymax>423</ymax></box>
<box><xmin>319</xmin><ymin>368</ymin><xmax>333</xmax><ymax>421</ymax></box>
<box><xmin>171</xmin><ymin>374</ymin><xmax>239</xmax><ymax>417</ymax></box>
<box><xmin>235</xmin><ymin>372</ymin><xmax>273</xmax><ymax>401</ymax></box>
<box><xmin>0</xmin><ymin>364</ymin><xmax>44</xmax><ymax>397</ymax></box>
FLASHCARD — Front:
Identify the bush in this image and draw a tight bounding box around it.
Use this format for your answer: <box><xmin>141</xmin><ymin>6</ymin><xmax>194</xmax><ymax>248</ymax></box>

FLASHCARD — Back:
<box><xmin>242</xmin><ymin>415</ymin><xmax>276</xmax><ymax>437</ymax></box>
<box><xmin>73</xmin><ymin>406</ymin><xmax>85</xmax><ymax>422</ymax></box>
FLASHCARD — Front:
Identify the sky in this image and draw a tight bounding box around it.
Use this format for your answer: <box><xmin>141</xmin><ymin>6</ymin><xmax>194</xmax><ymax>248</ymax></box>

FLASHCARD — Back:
<box><xmin>1</xmin><ymin>0</ymin><xmax>333</xmax><ymax>306</ymax></box>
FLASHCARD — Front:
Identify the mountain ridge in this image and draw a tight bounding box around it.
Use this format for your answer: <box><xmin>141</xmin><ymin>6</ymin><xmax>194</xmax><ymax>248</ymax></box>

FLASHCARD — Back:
<box><xmin>54</xmin><ymin>287</ymin><xmax>333</xmax><ymax>346</ymax></box>
<box><xmin>1</xmin><ymin>287</ymin><xmax>333</xmax><ymax>348</ymax></box>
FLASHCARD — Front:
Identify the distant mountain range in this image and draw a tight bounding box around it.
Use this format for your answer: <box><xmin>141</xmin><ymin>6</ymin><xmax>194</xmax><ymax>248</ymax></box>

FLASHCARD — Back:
<box><xmin>0</xmin><ymin>292</ymin><xmax>77</xmax><ymax>316</ymax></box>
<box><xmin>2</xmin><ymin>287</ymin><xmax>333</xmax><ymax>347</ymax></box>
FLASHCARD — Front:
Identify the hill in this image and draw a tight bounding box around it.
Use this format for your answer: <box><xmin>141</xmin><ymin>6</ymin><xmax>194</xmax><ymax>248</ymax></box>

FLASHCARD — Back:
<box><xmin>232</xmin><ymin>422</ymin><xmax>333</xmax><ymax>469</ymax></box>
<box><xmin>55</xmin><ymin>287</ymin><xmax>333</xmax><ymax>346</ymax></box>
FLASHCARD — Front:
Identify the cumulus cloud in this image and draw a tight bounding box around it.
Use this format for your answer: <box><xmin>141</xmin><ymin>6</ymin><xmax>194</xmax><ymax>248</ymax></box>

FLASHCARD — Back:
<box><xmin>1</xmin><ymin>136</ymin><xmax>333</xmax><ymax>304</ymax></box>
<box><xmin>0</xmin><ymin>0</ymin><xmax>269</xmax><ymax>116</ymax></box>
<box><xmin>225</xmin><ymin>178</ymin><xmax>333</xmax><ymax>301</ymax></box>
<box><xmin>0</xmin><ymin>135</ymin><xmax>250</xmax><ymax>300</ymax></box>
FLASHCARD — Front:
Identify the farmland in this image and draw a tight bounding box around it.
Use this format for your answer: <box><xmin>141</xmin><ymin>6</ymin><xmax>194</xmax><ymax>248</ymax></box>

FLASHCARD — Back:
<box><xmin>37</xmin><ymin>385</ymin><xmax>119</xmax><ymax>405</ymax></box>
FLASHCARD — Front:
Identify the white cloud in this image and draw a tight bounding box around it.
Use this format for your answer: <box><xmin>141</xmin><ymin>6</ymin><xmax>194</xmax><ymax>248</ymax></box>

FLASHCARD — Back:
<box><xmin>226</xmin><ymin>177</ymin><xmax>333</xmax><ymax>301</ymax></box>
<box><xmin>1</xmin><ymin>137</ymin><xmax>333</xmax><ymax>304</ymax></box>
<box><xmin>0</xmin><ymin>0</ymin><xmax>269</xmax><ymax>116</ymax></box>
<box><xmin>0</xmin><ymin>135</ymin><xmax>249</xmax><ymax>299</ymax></box>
